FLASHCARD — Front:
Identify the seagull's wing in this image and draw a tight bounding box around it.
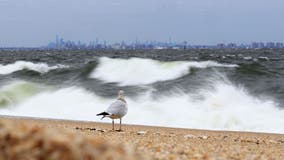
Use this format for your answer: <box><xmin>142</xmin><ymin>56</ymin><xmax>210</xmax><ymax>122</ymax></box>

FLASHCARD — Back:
<box><xmin>106</xmin><ymin>100</ymin><xmax>127</xmax><ymax>117</ymax></box>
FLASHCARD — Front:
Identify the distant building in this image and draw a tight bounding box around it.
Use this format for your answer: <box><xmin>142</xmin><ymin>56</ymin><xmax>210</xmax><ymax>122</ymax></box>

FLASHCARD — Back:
<box><xmin>251</xmin><ymin>42</ymin><xmax>265</xmax><ymax>49</ymax></box>
<box><xmin>217</xmin><ymin>43</ymin><xmax>226</xmax><ymax>48</ymax></box>
<box><xmin>266</xmin><ymin>42</ymin><xmax>275</xmax><ymax>48</ymax></box>
<box><xmin>276</xmin><ymin>42</ymin><xmax>284</xmax><ymax>48</ymax></box>
<box><xmin>227</xmin><ymin>43</ymin><xmax>237</xmax><ymax>48</ymax></box>
<box><xmin>259</xmin><ymin>42</ymin><xmax>265</xmax><ymax>48</ymax></box>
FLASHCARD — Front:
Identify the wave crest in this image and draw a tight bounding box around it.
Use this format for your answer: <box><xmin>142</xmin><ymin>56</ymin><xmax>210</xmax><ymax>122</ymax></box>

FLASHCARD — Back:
<box><xmin>90</xmin><ymin>57</ymin><xmax>237</xmax><ymax>86</ymax></box>
<box><xmin>0</xmin><ymin>61</ymin><xmax>67</xmax><ymax>75</ymax></box>
<box><xmin>0</xmin><ymin>81</ymin><xmax>46</xmax><ymax>107</ymax></box>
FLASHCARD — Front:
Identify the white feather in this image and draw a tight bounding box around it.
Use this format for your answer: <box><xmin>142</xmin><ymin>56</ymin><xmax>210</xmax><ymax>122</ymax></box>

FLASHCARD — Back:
<box><xmin>106</xmin><ymin>99</ymin><xmax>127</xmax><ymax>119</ymax></box>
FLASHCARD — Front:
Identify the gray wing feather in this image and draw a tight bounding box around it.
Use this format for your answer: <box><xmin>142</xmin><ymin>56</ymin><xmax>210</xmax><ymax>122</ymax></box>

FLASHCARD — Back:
<box><xmin>106</xmin><ymin>100</ymin><xmax>128</xmax><ymax>118</ymax></box>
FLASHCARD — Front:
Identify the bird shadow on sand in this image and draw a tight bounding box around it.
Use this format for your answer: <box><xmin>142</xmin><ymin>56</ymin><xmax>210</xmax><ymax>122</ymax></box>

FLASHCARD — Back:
<box><xmin>75</xmin><ymin>127</ymin><xmax>124</xmax><ymax>132</ymax></box>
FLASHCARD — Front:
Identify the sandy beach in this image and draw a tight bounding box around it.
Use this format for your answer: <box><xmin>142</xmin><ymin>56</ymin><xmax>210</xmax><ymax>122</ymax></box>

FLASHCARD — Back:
<box><xmin>0</xmin><ymin>116</ymin><xmax>284</xmax><ymax>160</ymax></box>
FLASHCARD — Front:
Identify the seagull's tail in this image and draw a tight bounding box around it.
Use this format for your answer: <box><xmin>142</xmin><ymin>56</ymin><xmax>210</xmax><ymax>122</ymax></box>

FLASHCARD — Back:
<box><xmin>97</xmin><ymin>112</ymin><xmax>110</xmax><ymax>120</ymax></box>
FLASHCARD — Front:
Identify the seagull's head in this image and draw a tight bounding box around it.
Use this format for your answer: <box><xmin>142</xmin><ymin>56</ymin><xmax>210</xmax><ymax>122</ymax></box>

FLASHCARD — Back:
<box><xmin>118</xmin><ymin>90</ymin><xmax>125</xmax><ymax>99</ymax></box>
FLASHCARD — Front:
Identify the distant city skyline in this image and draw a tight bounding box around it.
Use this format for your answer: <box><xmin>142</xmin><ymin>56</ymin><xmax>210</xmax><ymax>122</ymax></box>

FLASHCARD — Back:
<box><xmin>1</xmin><ymin>34</ymin><xmax>284</xmax><ymax>50</ymax></box>
<box><xmin>1</xmin><ymin>0</ymin><xmax>284</xmax><ymax>47</ymax></box>
<box><xmin>42</xmin><ymin>35</ymin><xmax>284</xmax><ymax>50</ymax></box>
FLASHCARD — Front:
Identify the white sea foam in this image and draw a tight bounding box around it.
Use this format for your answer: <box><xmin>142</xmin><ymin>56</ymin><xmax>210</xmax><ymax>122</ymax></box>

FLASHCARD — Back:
<box><xmin>0</xmin><ymin>61</ymin><xmax>67</xmax><ymax>75</ymax></box>
<box><xmin>1</xmin><ymin>80</ymin><xmax>284</xmax><ymax>134</ymax></box>
<box><xmin>90</xmin><ymin>57</ymin><xmax>238</xmax><ymax>86</ymax></box>
<box><xmin>0</xmin><ymin>81</ymin><xmax>47</xmax><ymax>107</ymax></box>
<box><xmin>243</xmin><ymin>56</ymin><xmax>253</xmax><ymax>60</ymax></box>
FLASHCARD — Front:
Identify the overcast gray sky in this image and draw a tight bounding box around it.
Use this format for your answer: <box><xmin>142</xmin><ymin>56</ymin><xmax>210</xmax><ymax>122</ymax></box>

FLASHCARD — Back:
<box><xmin>0</xmin><ymin>0</ymin><xmax>284</xmax><ymax>47</ymax></box>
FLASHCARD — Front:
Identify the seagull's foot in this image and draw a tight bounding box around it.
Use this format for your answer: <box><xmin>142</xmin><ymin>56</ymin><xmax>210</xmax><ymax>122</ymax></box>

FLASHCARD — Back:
<box><xmin>115</xmin><ymin>129</ymin><xmax>123</xmax><ymax>132</ymax></box>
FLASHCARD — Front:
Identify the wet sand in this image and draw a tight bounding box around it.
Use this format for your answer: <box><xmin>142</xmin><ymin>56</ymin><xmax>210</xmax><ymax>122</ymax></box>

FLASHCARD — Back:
<box><xmin>0</xmin><ymin>116</ymin><xmax>284</xmax><ymax>160</ymax></box>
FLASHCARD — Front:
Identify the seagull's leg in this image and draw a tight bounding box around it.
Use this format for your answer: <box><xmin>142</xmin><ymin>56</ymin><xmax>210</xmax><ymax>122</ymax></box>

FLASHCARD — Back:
<box><xmin>116</xmin><ymin>118</ymin><xmax>122</xmax><ymax>132</ymax></box>
<box><xmin>112</xmin><ymin>119</ymin><xmax>114</xmax><ymax>131</ymax></box>
<box><xmin>119</xmin><ymin>118</ymin><xmax>122</xmax><ymax>130</ymax></box>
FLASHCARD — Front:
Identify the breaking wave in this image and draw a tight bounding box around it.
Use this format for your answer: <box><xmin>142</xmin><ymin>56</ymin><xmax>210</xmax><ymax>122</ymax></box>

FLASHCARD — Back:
<box><xmin>90</xmin><ymin>57</ymin><xmax>238</xmax><ymax>86</ymax></box>
<box><xmin>0</xmin><ymin>81</ymin><xmax>47</xmax><ymax>107</ymax></box>
<box><xmin>0</xmin><ymin>61</ymin><xmax>67</xmax><ymax>75</ymax></box>
<box><xmin>1</xmin><ymin>79</ymin><xmax>284</xmax><ymax>134</ymax></box>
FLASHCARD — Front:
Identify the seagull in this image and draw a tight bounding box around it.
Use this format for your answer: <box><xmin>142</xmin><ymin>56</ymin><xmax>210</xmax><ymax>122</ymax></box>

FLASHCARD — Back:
<box><xmin>97</xmin><ymin>90</ymin><xmax>128</xmax><ymax>131</ymax></box>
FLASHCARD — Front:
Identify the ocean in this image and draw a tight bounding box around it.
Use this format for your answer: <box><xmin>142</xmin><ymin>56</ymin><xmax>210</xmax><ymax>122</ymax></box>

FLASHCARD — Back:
<box><xmin>0</xmin><ymin>49</ymin><xmax>284</xmax><ymax>133</ymax></box>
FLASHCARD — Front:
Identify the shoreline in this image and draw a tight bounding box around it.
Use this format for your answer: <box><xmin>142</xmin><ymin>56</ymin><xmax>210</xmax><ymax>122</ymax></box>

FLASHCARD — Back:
<box><xmin>1</xmin><ymin>116</ymin><xmax>284</xmax><ymax>159</ymax></box>
<box><xmin>1</xmin><ymin>115</ymin><xmax>283</xmax><ymax>136</ymax></box>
